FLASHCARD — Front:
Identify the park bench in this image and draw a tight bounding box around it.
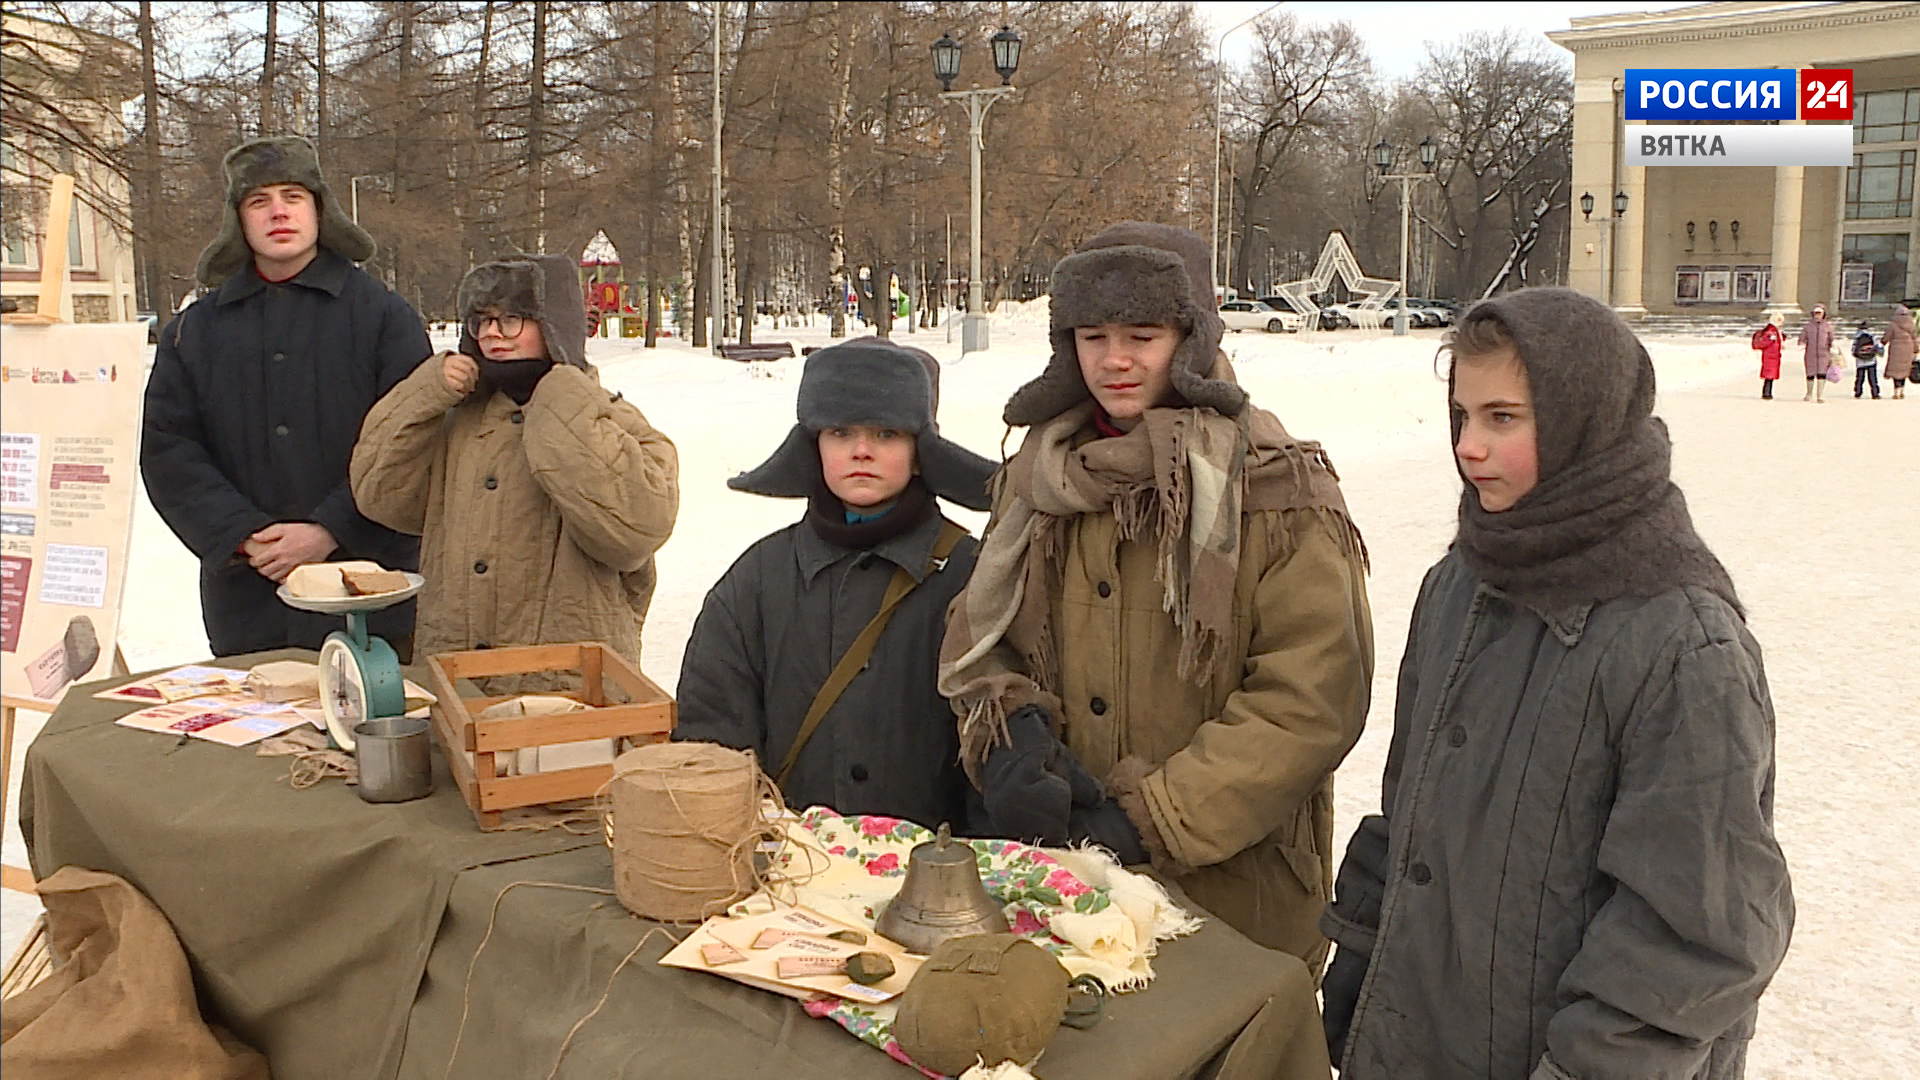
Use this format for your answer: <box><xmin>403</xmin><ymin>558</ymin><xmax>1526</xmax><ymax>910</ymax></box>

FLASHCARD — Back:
<box><xmin>718</xmin><ymin>342</ymin><xmax>795</xmax><ymax>362</ymax></box>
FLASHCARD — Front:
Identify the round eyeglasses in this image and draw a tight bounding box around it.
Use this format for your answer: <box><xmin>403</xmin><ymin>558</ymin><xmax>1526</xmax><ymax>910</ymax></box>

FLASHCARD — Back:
<box><xmin>467</xmin><ymin>313</ymin><xmax>527</xmax><ymax>338</ymax></box>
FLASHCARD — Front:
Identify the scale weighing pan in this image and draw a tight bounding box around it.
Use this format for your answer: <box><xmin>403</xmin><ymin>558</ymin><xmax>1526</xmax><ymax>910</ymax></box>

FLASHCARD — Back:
<box><xmin>277</xmin><ymin>573</ymin><xmax>424</xmax><ymax>751</ymax></box>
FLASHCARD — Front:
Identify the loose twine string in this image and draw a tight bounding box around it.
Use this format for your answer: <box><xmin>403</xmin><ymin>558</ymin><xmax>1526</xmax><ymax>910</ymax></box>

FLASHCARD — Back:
<box><xmin>442</xmin><ymin>745</ymin><xmax>840</xmax><ymax>1080</ymax></box>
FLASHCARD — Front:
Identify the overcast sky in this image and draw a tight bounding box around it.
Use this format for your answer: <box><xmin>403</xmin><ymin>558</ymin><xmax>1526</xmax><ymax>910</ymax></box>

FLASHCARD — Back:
<box><xmin>1193</xmin><ymin>2</ymin><xmax>1696</xmax><ymax>78</ymax></box>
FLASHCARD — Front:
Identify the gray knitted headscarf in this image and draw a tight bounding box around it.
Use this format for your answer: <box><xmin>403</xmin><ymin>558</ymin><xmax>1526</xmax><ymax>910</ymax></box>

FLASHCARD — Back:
<box><xmin>1449</xmin><ymin>288</ymin><xmax>1742</xmax><ymax>620</ymax></box>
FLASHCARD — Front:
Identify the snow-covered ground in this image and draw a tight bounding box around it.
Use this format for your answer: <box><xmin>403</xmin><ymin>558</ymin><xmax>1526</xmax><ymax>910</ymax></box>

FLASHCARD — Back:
<box><xmin>5</xmin><ymin>308</ymin><xmax>1914</xmax><ymax>1075</ymax></box>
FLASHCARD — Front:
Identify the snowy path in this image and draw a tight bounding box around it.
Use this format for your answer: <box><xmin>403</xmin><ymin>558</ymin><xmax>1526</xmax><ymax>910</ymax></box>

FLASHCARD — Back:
<box><xmin>4</xmin><ymin>313</ymin><xmax>1913</xmax><ymax>1075</ymax></box>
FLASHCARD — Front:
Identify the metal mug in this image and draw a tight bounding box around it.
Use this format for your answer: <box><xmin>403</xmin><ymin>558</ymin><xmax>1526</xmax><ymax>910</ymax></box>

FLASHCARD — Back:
<box><xmin>353</xmin><ymin>716</ymin><xmax>434</xmax><ymax>803</ymax></box>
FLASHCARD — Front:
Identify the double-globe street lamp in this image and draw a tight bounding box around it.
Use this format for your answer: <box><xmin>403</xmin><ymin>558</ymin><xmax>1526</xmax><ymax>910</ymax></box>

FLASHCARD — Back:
<box><xmin>1580</xmin><ymin>189</ymin><xmax>1630</xmax><ymax>307</ymax></box>
<box><xmin>1373</xmin><ymin>136</ymin><xmax>1438</xmax><ymax>336</ymax></box>
<box><xmin>932</xmin><ymin>25</ymin><xmax>1021</xmax><ymax>354</ymax></box>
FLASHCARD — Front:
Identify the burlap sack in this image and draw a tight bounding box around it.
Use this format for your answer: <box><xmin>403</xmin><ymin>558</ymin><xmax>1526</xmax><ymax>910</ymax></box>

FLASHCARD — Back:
<box><xmin>0</xmin><ymin>867</ymin><xmax>269</xmax><ymax>1079</ymax></box>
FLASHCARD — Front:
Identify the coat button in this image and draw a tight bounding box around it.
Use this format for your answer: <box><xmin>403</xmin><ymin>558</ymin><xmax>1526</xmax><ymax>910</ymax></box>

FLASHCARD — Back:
<box><xmin>272</xmin><ymin>351</ymin><xmax>285</xmax><ymax>362</ymax></box>
<box><xmin>1089</xmin><ymin>697</ymin><xmax>1107</xmax><ymax>716</ymax></box>
<box><xmin>473</xmin><ymin>560</ymin><xmax>488</xmax><ymax>574</ymax></box>
<box><xmin>274</xmin><ymin>424</ymin><xmax>289</xmax><ymax>436</ymax></box>
<box><xmin>1447</xmin><ymin>726</ymin><xmax>1467</xmax><ymax>748</ymax></box>
<box><xmin>850</xmin><ymin>764</ymin><xmax>870</xmax><ymax>782</ymax></box>
<box><xmin>510</xmin><ymin>410</ymin><xmax>524</xmax><ymax>424</ymax></box>
<box><xmin>1409</xmin><ymin>862</ymin><xmax>1432</xmax><ymax>885</ymax></box>
<box><xmin>1097</xmin><ymin>581</ymin><xmax>1112</xmax><ymax>598</ymax></box>
<box><xmin>484</xmin><ymin>476</ymin><xmax>498</xmax><ymax>490</ymax></box>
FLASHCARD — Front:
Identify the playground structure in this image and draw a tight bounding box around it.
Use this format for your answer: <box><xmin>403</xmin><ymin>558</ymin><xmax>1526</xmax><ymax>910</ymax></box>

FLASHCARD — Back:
<box><xmin>1270</xmin><ymin>232</ymin><xmax>1401</xmax><ymax>330</ymax></box>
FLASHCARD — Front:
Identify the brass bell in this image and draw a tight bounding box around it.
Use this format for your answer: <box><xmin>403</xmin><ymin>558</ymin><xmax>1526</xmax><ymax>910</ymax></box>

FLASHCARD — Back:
<box><xmin>875</xmin><ymin>822</ymin><xmax>1008</xmax><ymax>955</ymax></box>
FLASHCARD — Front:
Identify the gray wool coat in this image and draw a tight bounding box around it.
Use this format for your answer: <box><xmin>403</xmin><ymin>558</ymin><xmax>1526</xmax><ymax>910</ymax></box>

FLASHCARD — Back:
<box><xmin>674</xmin><ymin>510</ymin><xmax>980</xmax><ymax>830</ymax></box>
<box><xmin>1324</xmin><ymin>551</ymin><xmax>1792</xmax><ymax>1080</ymax></box>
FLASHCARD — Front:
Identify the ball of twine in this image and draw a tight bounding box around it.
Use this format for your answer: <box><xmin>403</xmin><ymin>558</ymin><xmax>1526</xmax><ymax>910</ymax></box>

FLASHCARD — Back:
<box><xmin>604</xmin><ymin>742</ymin><xmax>769</xmax><ymax>923</ymax></box>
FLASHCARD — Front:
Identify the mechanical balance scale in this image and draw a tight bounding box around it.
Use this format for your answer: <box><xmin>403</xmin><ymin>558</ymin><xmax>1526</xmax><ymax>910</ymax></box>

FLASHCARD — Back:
<box><xmin>276</xmin><ymin>573</ymin><xmax>424</xmax><ymax>751</ymax></box>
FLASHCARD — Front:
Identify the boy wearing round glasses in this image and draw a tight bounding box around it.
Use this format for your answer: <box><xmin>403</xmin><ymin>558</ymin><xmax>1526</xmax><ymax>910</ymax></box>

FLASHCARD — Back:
<box><xmin>350</xmin><ymin>256</ymin><xmax>680</xmax><ymax>681</ymax></box>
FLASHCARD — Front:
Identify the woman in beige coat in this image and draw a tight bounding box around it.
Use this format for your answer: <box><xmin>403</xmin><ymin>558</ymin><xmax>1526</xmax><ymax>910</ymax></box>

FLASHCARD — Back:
<box><xmin>940</xmin><ymin>223</ymin><xmax>1373</xmax><ymax>969</ymax></box>
<box><xmin>1885</xmin><ymin>304</ymin><xmax>1916</xmax><ymax>399</ymax></box>
<box><xmin>350</xmin><ymin>255</ymin><xmax>678</xmax><ymax>671</ymax></box>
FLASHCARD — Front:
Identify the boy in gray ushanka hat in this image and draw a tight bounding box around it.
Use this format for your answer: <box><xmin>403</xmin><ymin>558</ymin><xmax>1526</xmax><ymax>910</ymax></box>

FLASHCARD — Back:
<box><xmin>676</xmin><ymin>337</ymin><xmax>996</xmax><ymax>829</ymax></box>
<box><xmin>142</xmin><ymin>134</ymin><xmax>429</xmax><ymax>658</ymax></box>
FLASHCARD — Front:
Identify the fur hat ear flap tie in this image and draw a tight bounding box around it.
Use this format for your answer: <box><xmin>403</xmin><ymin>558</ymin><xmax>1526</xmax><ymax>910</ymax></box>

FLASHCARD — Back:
<box><xmin>194</xmin><ymin>135</ymin><xmax>375</xmax><ymax>288</ymax></box>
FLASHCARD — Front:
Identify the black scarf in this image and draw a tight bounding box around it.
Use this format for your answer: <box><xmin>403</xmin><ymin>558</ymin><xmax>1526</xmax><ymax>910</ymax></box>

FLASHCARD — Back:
<box><xmin>473</xmin><ymin>355</ymin><xmax>556</xmax><ymax>405</ymax></box>
<box><xmin>806</xmin><ymin>476</ymin><xmax>934</xmax><ymax>551</ymax></box>
<box><xmin>1450</xmin><ymin>289</ymin><xmax>1742</xmax><ymax>621</ymax></box>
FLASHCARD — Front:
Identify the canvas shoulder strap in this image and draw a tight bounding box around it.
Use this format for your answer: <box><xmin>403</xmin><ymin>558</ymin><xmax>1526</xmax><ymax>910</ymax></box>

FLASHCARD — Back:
<box><xmin>774</xmin><ymin>519</ymin><xmax>968</xmax><ymax>788</ymax></box>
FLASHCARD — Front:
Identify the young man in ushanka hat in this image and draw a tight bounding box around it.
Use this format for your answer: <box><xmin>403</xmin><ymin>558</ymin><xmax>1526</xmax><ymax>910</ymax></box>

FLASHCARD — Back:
<box><xmin>939</xmin><ymin>222</ymin><xmax>1375</xmax><ymax>970</ymax></box>
<box><xmin>1320</xmin><ymin>289</ymin><xmax>1793</xmax><ymax>1079</ymax></box>
<box><xmin>142</xmin><ymin>135</ymin><xmax>430</xmax><ymax>657</ymax></box>
<box><xmin>350</xmin><ymin>255</ymin><xmax>679</xmax><ymax>678</ymax></box>
<box><xmin>675</xmin><ymin>337</ymin><xmax>997</xmax><ymax>830</ymax></box>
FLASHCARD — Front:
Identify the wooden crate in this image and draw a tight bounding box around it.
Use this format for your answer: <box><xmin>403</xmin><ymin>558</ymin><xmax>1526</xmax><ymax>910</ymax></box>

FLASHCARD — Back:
<box><xmin>425</xmin><ymin>642</ymin><xmax>675</xmax><ymax>831</ymax></box>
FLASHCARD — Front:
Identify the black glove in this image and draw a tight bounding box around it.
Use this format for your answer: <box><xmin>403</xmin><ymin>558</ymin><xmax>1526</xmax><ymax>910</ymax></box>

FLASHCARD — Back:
<box><xmin>1067</xmin><ymin>799</ymin><xmax>1148</xmax><ymax>866</ymax></box>
<box><xmin>1321</xmin><ymin>815</ymin><xmax>1389</xmax><ymax>1062</ymax></box>
<box><xmin>981</xmin><ymin>706</ymin><xmax>1106</xmax><ymax>845</ymax></box>
<box><xmin>1321</xmin><ymin>942</ymin><xmax>1368</xmax><ymax>1063</ymax></box>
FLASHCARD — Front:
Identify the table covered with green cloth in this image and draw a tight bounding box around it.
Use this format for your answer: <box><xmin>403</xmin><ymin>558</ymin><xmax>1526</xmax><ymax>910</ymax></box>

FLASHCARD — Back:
<box><xmin>22</xmin><ymin>651</ymin><xmax>1332</xmax><ymax>1080</ymax></box>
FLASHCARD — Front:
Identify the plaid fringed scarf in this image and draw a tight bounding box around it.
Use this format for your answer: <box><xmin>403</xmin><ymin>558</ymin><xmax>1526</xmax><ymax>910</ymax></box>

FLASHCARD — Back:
<box><xmin>940</xmin><ymin>399</ymin><xmax>1362</xmax><ymax>774</ymax></box>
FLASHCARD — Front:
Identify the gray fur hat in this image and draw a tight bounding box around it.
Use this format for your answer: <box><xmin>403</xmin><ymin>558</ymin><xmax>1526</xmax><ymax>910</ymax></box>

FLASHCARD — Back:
<box><xmin>729</xmin><ymin>337</ymin><xmax>997</xmax><ymax>511</ymax></box>
<box><xmin>1004</xmin><ymin>221</ymin><xmax>1245</xmax><ymax>426</ymax></box>
<box><xmin>456</xmin><ymin>254</ymin><xmax>589</xmax><ymax>371</ymax></box>
<box><xmin>194</xmin><ymin>135</ymin><xmax>376</xmax><ymax>288</ymax></box>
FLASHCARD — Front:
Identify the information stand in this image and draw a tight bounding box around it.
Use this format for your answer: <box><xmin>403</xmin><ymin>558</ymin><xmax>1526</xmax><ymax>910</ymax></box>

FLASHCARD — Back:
<box><xmin>1</xmin><ymin>173</ymin><xmax>145</xmax><ymax>893</ymax></box>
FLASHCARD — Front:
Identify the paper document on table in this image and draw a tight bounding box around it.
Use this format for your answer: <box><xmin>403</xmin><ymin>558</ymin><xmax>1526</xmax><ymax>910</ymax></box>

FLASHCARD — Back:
<box><xmin>96</xmin><ymin>664</ymin><xmax>249</xmax><ymax>704</ymax></box>
<box><xmin>660</xmin><ymin>903</ymin><xmax>920</xmax><ymax>1005</ymax></box>
<box><xmin>113</xmin><ymin>694</ymin><xmax>307</xmax><ymax>746</ymax></box>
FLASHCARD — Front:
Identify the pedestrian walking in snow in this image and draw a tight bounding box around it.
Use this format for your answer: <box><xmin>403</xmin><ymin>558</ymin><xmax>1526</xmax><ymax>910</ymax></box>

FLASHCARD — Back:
<box><xmin>1852</xmin><ymin>321</ymin><xmax>1883</xmax><ymax>399</ymax></box>
<box><xmin>1320</xmin><ymin>288</ymin><xmax>1793</xmax><ymax>1080</ymax></box>
<box><xmin>939</xmin><ymin>222</ymin><xmax>1375</xmax><ymax>970</ymax></box>
<box><xmin>1751</xmin><ymin>313</ymin><xmax>1783</xmax><ymax>399</ymax></box>
<box><xmin>675</xmin><ymin>338</ymin><xmax>996</xmax><ymax>828</ymax></box>
<box><xmin>1883</xmin><ymin>304</ymin><xmax>1915</xmax><ymax>399</ymax></box>
<box><xmin>1798</xmin><ymin>303</ymin><xmax>1835</xmax><ymax>402</ymax></box>
<box><xmin>141</xmin><ymin>135</ymin><xmax>431</xmax><ymax>657</ymax></box>
<box><xmin>350</xmin><ymin>254</ymin><xmax>679</xmax><ymax>683</ymax></box>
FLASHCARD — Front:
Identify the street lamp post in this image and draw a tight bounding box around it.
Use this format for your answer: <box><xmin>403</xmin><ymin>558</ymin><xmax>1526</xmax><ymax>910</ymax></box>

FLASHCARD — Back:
<box><xmin>1210</xmin><ymin>1</ymin><xmax>1284</xmax><ymax>296</ymax></box>
<box><xmin>1373</xmin><ymin>136</ymin><xmax>1438</xmax><ymax>336</ymax></box>
<box><xmin>932</xmin><ymin>26</ymin><xmax>1020</xmax><ymax>355</ymax></box>
<box><xmin>1581</xmin><ymin>189</ymin><xmax>1630</xmax><ymax>307</ymax></box>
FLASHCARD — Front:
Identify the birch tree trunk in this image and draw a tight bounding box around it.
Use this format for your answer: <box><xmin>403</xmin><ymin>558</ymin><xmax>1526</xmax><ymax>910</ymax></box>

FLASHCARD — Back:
<box><xmin>825</xmin><ymin>1</ymin><xmax>854</xmax><ymax>339</ymax></box>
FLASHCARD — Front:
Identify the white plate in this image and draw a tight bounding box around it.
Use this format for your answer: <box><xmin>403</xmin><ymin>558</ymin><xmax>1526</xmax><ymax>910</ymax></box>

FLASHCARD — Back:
<box><xmin>276</xmin><ymin>572</ymin><xmax>425</xmax><ymax>615</ymax></box>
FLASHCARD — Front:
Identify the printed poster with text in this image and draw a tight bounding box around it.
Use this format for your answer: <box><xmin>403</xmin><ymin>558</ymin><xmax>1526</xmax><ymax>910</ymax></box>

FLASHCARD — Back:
<box><xmin>1</xmin><ymin>323</ymin><xmax>145</xmax><ymax>707</ymax></box>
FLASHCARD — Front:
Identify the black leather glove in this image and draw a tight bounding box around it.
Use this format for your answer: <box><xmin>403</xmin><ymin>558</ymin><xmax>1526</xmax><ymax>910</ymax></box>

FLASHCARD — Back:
<box><xmin>981</xmin><ymin>706</ymin><xmax>1106</xmax><ymax>845</ymax></box>
<box><xmin>1067</xmin><ymin>799</ymin><xmax>1148</xmax><ymax>866</ymax></box>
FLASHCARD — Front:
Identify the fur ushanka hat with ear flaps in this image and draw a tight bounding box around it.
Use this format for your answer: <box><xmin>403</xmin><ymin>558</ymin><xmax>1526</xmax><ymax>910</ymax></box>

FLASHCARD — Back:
<box><xmin>194</xmin><ymin>135</ymin><xmax>376</xmax><ymax>288</ymax></box>
<box><xmin>1004</xmin><ymin>221</ymin><xmax>1247</xmax><ymax>427</ymax></box>
<box><xmin>729</xmin><ymin>336</ymin><xmax>998</xmax><ymax>511</ymax></box>
<box><xmin>455</xmin><ymin>254</ymin><xmax>590</xmax><ymax>371</ymax></box>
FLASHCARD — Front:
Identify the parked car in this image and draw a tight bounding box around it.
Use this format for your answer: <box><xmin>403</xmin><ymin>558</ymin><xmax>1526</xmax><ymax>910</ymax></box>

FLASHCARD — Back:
<box><xmin>1257</xmin><ymin>296</ymin><xmax>1347</xmax><ymax>331</ymax></box>
<box><xmin>1218</xmin><ymin>299</ymin><xmax>1302</xmax><ymax>333</ymax></box>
